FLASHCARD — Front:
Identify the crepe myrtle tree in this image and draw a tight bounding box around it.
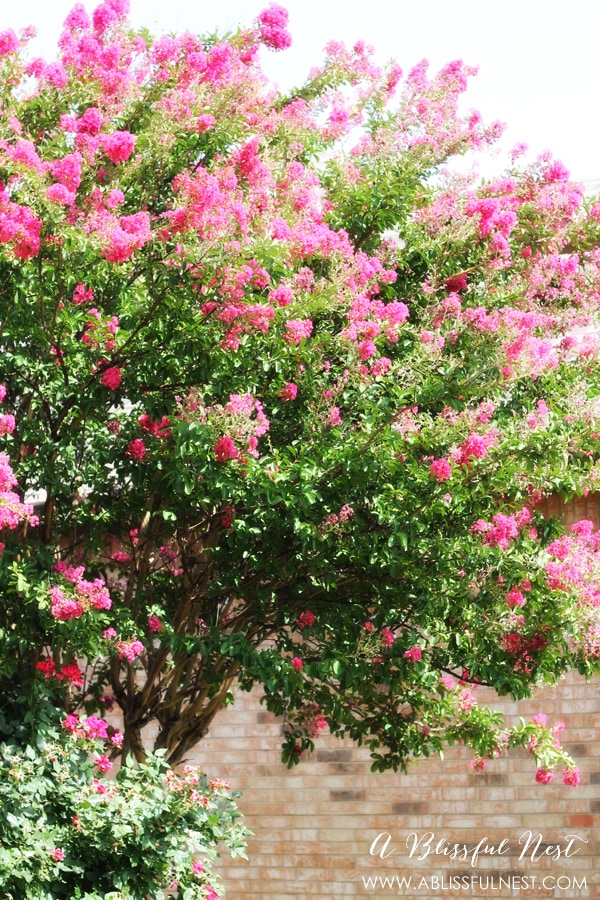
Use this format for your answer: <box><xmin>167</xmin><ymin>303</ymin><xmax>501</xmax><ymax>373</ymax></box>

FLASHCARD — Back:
<box><xmin>0</xmin><ymin>0</ymin><xmax>599</xmax><ymax>787</ymax></box>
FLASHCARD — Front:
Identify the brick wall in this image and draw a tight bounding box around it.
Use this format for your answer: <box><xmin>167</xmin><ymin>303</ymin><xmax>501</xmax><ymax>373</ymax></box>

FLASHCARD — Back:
<box><xmin>194</xmin><ymin>677</ymin><xmax>599</xmax><ymax>899</ymax></box>
<box><xmin>187</xmin><ymin>495</ymin><xmax>600</xmax><ymax>898</ymax></box>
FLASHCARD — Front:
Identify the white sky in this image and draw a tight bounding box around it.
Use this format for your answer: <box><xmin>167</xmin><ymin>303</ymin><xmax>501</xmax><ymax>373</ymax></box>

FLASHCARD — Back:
<box><xmin>6</xmin><ymin>0</ymin><xmax>600</xmax><ymax>183</ymax></box>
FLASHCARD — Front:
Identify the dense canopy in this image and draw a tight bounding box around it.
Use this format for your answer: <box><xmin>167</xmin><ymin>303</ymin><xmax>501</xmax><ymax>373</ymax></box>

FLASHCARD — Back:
<box><xmin>0</xmin><ymin>0</ymin><xmax>599</xmax><ymax>789</ymax></box>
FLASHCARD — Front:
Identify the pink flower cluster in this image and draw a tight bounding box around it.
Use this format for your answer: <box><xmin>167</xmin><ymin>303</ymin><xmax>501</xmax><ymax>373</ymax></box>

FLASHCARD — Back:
<box><xmin>0</xmin><ymin>451</ymin><xmax>39</xmax><ymax>534</ymax></box>
<box><xmin>296</xmin><ymin>610</ymin><xmax>315</xmax><ymax>629</ymax></box>
<box><xmin>101</xmin><ymin>366</ymin><xmax>122</xmax><ymax>390</ymax></box>
<box><xmin>453</xmin><ymin>431</ymin><xmax>496</xmax><ymax>467</ymax></box>
<box><xmin>214</xmin><ymin>435</ymin><xmax>239</xmax><ymax>462</ymax></box>
<box><xmin>148</xmin><ymin>614</ymin><xmax>163</xmax><ymax>632</ymax></box>
<box><xmin>257</xmin><ymin>4</ymin><xmax>292</xmax><ymax>51</ymax></box>
<box><xmin>100</xmin><ymin>131</ymin><xmax>136</xmax><ymax>164</ymax></box>
<box><xmin>36</xmin><ymin>658</ymin><xmax>84</xmax><ymax>685</ymax></box>
<box><xmin>139</xmin><ymin>413</ymin><xmax>171</xmax><ymax>439</ymax></box>
<box><xmin>429</xmin><ymin>458</ymin><xmax>451</xmax><ymax>482</ymax></box>
<box><xmin>115</xmin><ymin>638</ymin><xmax>145</xmax><ymax>662</ymax></box>
<box><xmin>284</xmin><ymin>319</ymin><xmax>313</xmax><ymax>346</ymax></box>
<box><xmin>279</xmin><ymin>382</ymin><xmax>298</xmax><ymax>401</ymax></box>
<box><xmin>49</xmin><ymin>563</ymin><xmax>112</xmax><ymax>620</ymax></box>
<box><xmin>127</xmin><ymin>438</ymin><xmax>147</xmax><ymax>461</ymax></box>
<box><xmin>0</xmin><ymin>188</ymin><xmax>43</xmax><ymax>260</ymax></box>
<box><xmin>470</xmin><ymin>507</ymin><xmax>532</xmax><ymax>550</ymax></box>
<box><xmin>62</xmin><ymin>713</ymin><xmax>109</xmax><ymax>740</ymax></box>
<box><xmin>318</xmin><ymin>503</ymin><xmax>354</xmax><ymax>535</ymax></box>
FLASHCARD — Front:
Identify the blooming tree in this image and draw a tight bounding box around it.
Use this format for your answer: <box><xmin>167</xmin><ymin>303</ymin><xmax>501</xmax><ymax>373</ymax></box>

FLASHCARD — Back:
<box><xmin>1</xmin><ymin>0</ymin><xmax>600</xmax><ymax>796</ymax></box>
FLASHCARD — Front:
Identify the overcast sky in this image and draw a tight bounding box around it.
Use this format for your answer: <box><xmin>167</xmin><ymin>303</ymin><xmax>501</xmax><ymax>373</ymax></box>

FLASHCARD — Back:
<box><xmin>6</xmin><ymin>0</ymin><xmax>600</xmax><ymax>184</ymax></box>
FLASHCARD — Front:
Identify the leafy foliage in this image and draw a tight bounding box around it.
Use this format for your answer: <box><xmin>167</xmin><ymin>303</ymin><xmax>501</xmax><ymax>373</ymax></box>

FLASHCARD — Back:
<box><xmin>0</xmin><ymin>705</ymin><xmax>248</xmax><ymax>899</ymax></box>
<box><xmin>0</xmin><ymin>0</ymin><xmax>599</xmax><ymax>797</ymax></box>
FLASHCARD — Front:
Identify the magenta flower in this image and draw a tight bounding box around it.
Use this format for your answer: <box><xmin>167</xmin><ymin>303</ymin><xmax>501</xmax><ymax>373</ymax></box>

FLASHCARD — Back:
<box><xmin>148</xmin><ymin>614</ymin><xmax>163</xmax><ymax>632</ymax></box>
<box><xmin>279</xmin><ymin>382</ymin><xmax>298</xmax><ymax>401</ymax></box>
<box><xmin>535</xmin><ymin>767</ymin><xmax>555</xmax><ymax>785</ymax></box>
<box><xmin>562</xmin><ymin>766</ymin><xmax>581</xmax><ymax>787</ymax></box>
<box><xmin>297</xmin><ymin>610</ymin><xmax>315</xmax><ymax>629</ymax></box>
<box><xmin>101</xmin><ymin>366</ymin><xmax>122</xmax><ymax>391</ymax></box>
<box><xmin>127</xmin><ymin>438</ymin><xmax>147</xmax><ymax>461</ymax></box>
<box><xmin>94</xmin><ymin>754</ymin><xmax>113</xmax><ymax>773</ymax></box>
<box><xmin>101</xmin><ymin>131</ymin><xmax>136</xmax><ymax>165</ymax></box>
<box><xmin>214</xmin><ymin>435</ymin><xmax>239</xmax><ymax>462</ymax></box>
<box><xmin>429</xmin><ymin>458</ymin><xmax>451</xmax><ymax>482</ymax></box>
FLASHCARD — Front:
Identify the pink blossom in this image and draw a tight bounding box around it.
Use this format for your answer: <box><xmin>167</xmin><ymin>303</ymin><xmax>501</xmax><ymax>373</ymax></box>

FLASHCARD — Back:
<box><xmin>429</xmin><ymin>458</ymin><xmax>451</xmax><ymax>481</ymax></box>
<box><xmin>381</xmin><ymin>628</ymin><xmax>395</xmax><ymax>647</ymax></box>
<box><xmin>101</xmin><ymin>131</ymin><xmax>136</xmax><ymax>165</ymax></box>
<box><xmin>196</xmin><ymin>114</ymin><xmax>216</xmax><ymax>132</ymax></box>
<box><xmin>0</xmin><ymin>29</ymin><xmax>19</xmax><ymax>57</ymax></box>
<box><xmin>192</xmin><ymin>861</ymin><xmax>205</xmax><ymax>875</ymax></box>
<box><xmin>77</xmin><ymin>577</ymin><xmax>112</xmax><ymax>611</ymax></box>
<box><xmin>535</xmin><ymin>767</ymin><xmax>555</xmax><ymax>785</ymax></box>
<box><xmin>94</xmin><ymin>754</ymin><xmax>113</xmax><ymax>772</ymax></box>
<box><xmin>73</xmin><ymin>283</ymin><xmax>94</xmax><ymax>305</ymax></box>
<box><xmin>469</xmin><ymin>756</ymin><xmax>486</xmax><ymax>771</ymax></box>
<box><xmin>116</xmin><ymin>638</ymin><xmax>145</xmax><ymax>662</ymax></box>
<box><xmin>269</xmin><ymin>284</ymin><xmax>293</xmax><ymax>306</ymax></box>
<box><xmin>571</xmin><ymin>519</ymin><xmax>594</xmax><ymax>537</ymax></box>
<box><xmin>8</xmin><ymin>140</ymin><xmax>45</xmax><ymax>173</ymax></box>
<box><xmin>43</xmin><ymin>61</ymin><xmax>68</xmax><ymax>88</ymax></box>
<box><xmin>257</xmin><ymin>4</ymin><xmax>292</xmax><ymax>50</ymax></box>
<box><xmin>51</xmin><ymin>152</ymin><xmax>83</xmax><ymax>193</ymax></box>
<box><xmin>82</xmin><ymin>716</ymin><xmax>109</xmax><ymax>739</ymax></box>
<box><xmin>284</xmin><ymin>319</ymin><xmax>313</xmax><ymax>345</ymax></box>
<box><xmin>214</xmin><ymin>435</ymin><xmax>239</xmax><ymax>462</ymax></box>
<box><xmin>101</xmin><ymin>367</ymin><xmax>122</xmax><ymax>390</ymax></box>
<box><xmin>51</xmin><ymin>848</ymin><xmax>65</xmax><ymax>862</ymax></box>
<box><xmin>339</xmin><ymin>504</ymin><xmax>354</xmax><ymax>522</ymax></box>
<box><xmin>404</xmin><ymin>645</ymin><xmax>421</xmax><ymax>662</ymax></box>
<box><xmin>279</xmin><ymin>382</ymin><xmax>298</xmax><ymax>401</ymax></box>
<box><xmin>457</xmin><ymin>689</ymin><xmax>476</xmax><ymax>712</ymax></box>
<box><xmin>76</xmin><ymin>107</ymin><xmax>103</xmax><ymax>135</ymax></box>
<box><xmin>328</xmin><ymin>406</ymin><xmax>342</xmax><ymax>427</ymax></box>
<box><xmin>297</xmin><ymin>610</ymin><xmax>315</xmax><ymax>628</ymax></box>
<box><xmin>370</xmin><ymin>357</ymin><xmax>392</xmax><ymax>377</ymax></box>
<box><xmin>506</xmin><ymin>589</ymin><xmax>525</xmax><ymax>608</ymax></box>
<box><xmin>50</xmin><ymin>586</ymin><xmax>84</xmax><ymax>620</ymax></box>
<box><xmin>62</xmin><ymin>714</ymin><xmax>80</xmax><ymax>733</ymax></box>
<box><xmin>148</xmin><ymin>614</ymin><xmax>163</xmax><ymax>632</ymax></box>
<box><xmin>291</xmin><ymin>657</ymin><xmax>303</xmax><ymax>671</ymax></box>
<box><xmin>127</xmin><ymin>438</ymin><xmax>147</xmax><ymax>461</ymax></box>
<box><xmin>106</xmin><ymin>189</ymin><xmax>125</xmax><ymax>208</ymax></box>
<box><xmin>0</xmin><ymin>192</ymin><xmax>43</xmax><ymax>260</ymax></box>
<box><xmin>101</xmin><ymin>211</ymin><xmax>152</xmax><ymax>263</ymax></box>
<box><xmin>562</xmin><ymin>766</ymin><xmax>581</xmax><ymax>787</ymax></box>
<box><xmin>0</xmin><ymin>414</ymin><xmax>15</xmax><ymax>436</ymax></box>
<box><xmin>358</xmin><ymin>339</ymin><xmax>377</xmax><ymax>360</ymax></box>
